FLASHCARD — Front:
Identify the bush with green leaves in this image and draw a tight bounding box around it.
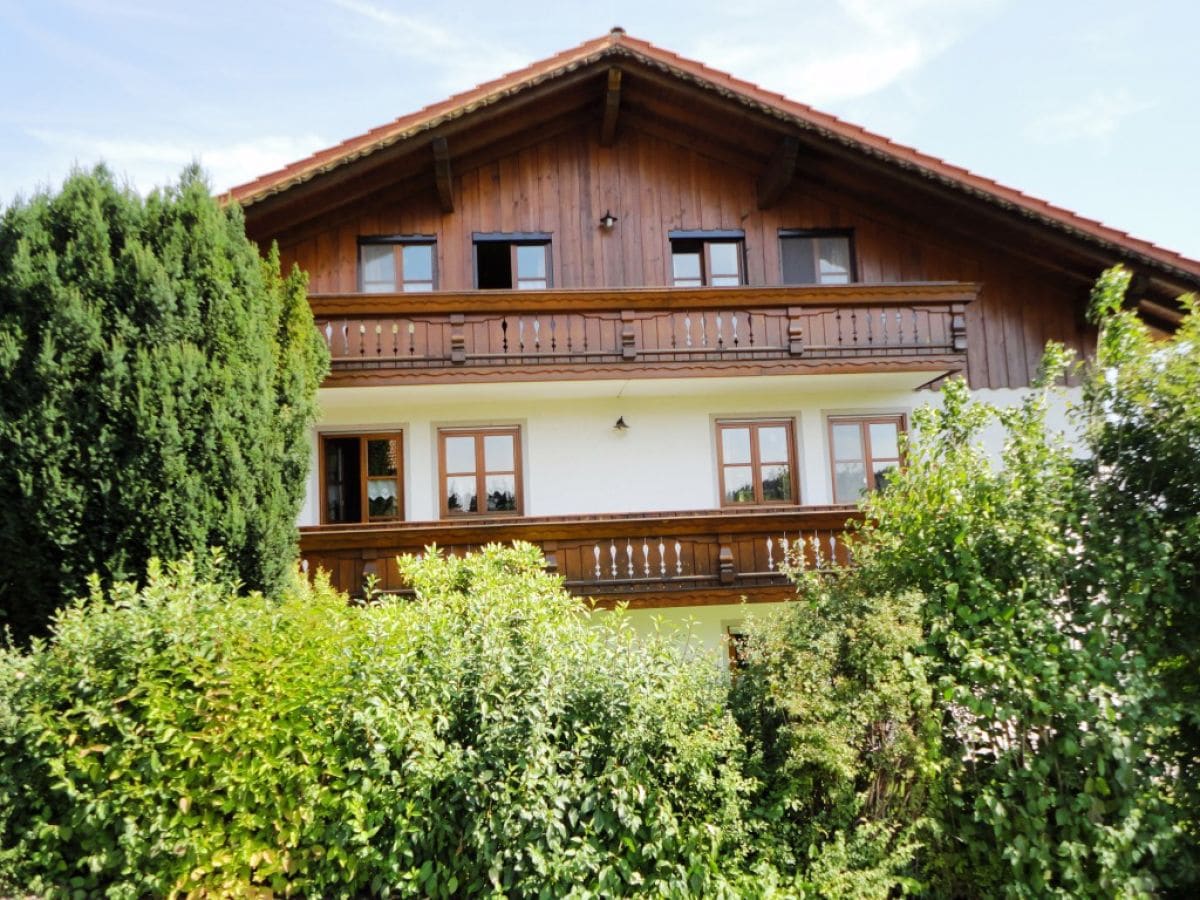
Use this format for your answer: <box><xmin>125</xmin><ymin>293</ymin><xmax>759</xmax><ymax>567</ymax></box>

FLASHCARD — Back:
<box><xmin>0</xmin><ymin>544</ymin><xmax>756</xmax><ymax>897</ymax></box>
<box><xmin>0</xmin><ymin>166</ymin><xmax>327</xmax><ymax>642</ymax></box>
<box><xmin>734</xmin><ymin>267</ymin><xmax>1200</xmax><ymax>896</ymax></box>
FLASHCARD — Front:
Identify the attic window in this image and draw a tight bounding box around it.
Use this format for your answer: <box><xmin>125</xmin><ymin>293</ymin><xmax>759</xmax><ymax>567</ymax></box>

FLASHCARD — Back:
<box><xmin>669</xmin><ymin>230</ymin><xmax>745</xmax><ymax>287</ymax></box>
<box><xmin>780</xmin><ymin>231</ymin><xmax>854</xmax><ymax>285</ymax></box>
<box><xmin>474</xmin><ymin>233</ymin><xmax>552</xmax><ymax>290</ymax></box>
<box><xmin>358</xmin><ymin>237</ymin><xmax>436</xmax><ymax>292</ymax></box>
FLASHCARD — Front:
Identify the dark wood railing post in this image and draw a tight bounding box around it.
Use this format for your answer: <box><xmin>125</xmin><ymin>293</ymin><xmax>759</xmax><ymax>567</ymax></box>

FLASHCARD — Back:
<box><xmin>620</xmin><ymin>310</ymin><xmax>637</xmax><ymax>360</ymax></box>
<box><xmin>787</xmin><ymin>307</ymin><xmax>805</xmax><ymax>355</ymax></box>
<box><xmin>450</xmin><ymin>314</ymin><xmax>466</xmax><ymax>364</ymax></box>
<box><xmin>542</xmin><ymin>540</ymin><xmax>559</xmax><ymax>576</ymax></box>
<box><xmin>718</xmin><ymin>533</ymin><xmax>735</xmax><ymax>584</ymax></box>
<box><xmin>950</xmin><ymin>302</ymin><xmax>967</xmax><ymax>352</ymax></box>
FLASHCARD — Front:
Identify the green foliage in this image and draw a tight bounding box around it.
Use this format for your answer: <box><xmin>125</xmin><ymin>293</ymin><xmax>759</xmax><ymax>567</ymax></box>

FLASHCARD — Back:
<box><xmin>0</xmin><ymin>166</ymin><xmax>328</xmax><ymax>641</ymax></box>
<box><xmin>731</xmin><ymin>579</ymin><xmax>940</xmax><ymax>898</ymax></box>
<box><xmin>736</xmin><ymin>268</ymin><xmax>1200</xmax><ymax>896</ymax></box>
<box><xmin>0</xmin><ymin>545</ymin><xmax>755</xmax><ymax>897</ymax></box>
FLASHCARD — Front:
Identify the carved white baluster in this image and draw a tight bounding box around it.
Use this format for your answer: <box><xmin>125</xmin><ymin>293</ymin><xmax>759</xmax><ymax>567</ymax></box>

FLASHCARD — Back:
<box><xmin>829</xmin><ymin>534</ymin><xmax>838</xmax><ymax>566</ymax></box>
<box><xmin>811</xmin><ymin>533</ymin><xmax>823</xmax><ymax>569</ymax></box>
<box><xmin>519</xmin><ymin>316</ymin><xmax>526</xmax><ymax>351</ymax></box>
<box><xmin>715</xmin><ymin>312</ymin><xmax>724</xmax><ymax>348</ymax></box>
<box><xmin>626</xmin><ymin>541</ymin><xmax>634</xmax><ymax>577</ymax></box>
<box><xmin>301</xmin><ymin>558</ymin><xmax>309</xmax><ymax>574</ymax></box>
<box><xmin>731</xmin><ymin>312</ymin><xmax>739</xmax><ymax>347</ymax></box>
<box><xmin>533</xmin><ymin>317</ymin><xmax>541</xmax><ymax>350</ymax></box>
<box><xmin>642</xmin><ymin>540</ymin><xmax>651</xmax><ymax>577</ymax></box>
<box><xmin>375</xmin><ymin>323</ymin><xmax>383</xmax><ymax>355</ymax></box>
<box><xmin>674</xmin><ymin>540</ymin><xmax>683</xmax><ymax>575</ymax></box>
<box><xmin>610</xmin><ymin>541</ymin><xmax>618</xmax><ymax>578</ymax></box>
<box><xmin>593</xmin><ymin>545</ymin><xmax>602</xmax><ymax>580</ymax></box>
<box><xmin>766</xmin><ymin>536</ymin><xmax>775</xmax><ymax>571</ymax></box>
<box><xmin>684</xmin><ymin>313</ymin><xmax>693</xmax><ymax>348</ymax></box>
<box><xmin>341</xmin><ymin>322</ymin><xmax>349</xmax><ymax>354</ymax></box>
<box><xmin>324</xmin><ymin>321</ymin><xmax>333</xmax><ymax>349</ymax></box>
<box><xmin>658</xmin><ymin>539</ymin><xmax>667</xmax><ymax>576</ymax></box>
<box><xmin>700</xmin><ymin>313</ymin><xmax>708</xmax><ymax>347</ymax></box>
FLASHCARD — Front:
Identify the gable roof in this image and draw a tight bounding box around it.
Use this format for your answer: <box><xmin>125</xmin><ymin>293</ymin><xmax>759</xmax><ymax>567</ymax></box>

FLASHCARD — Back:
<box><xmin>228</xmin><ymin>29</ymin><xmax>1200</xmax><ymax>284</ymax></box>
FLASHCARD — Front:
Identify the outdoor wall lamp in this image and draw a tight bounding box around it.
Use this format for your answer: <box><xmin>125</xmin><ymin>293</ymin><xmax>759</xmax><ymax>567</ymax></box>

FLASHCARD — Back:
<box><xmin>613</xmin><ymin>416</ymin><xmax>630</xmax><ymax>431</ymax></box>
<box><xmin>599</xmin><ymin>210</ymin><xmax>618</xmax><ymax>230</ymax></box>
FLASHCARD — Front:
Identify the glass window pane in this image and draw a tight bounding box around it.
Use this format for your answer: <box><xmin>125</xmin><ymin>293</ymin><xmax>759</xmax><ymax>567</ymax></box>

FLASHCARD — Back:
<box><xmin>515</xmin><ymin>244</ymin><xmax>547</xmax><ymax>279</ymax></box>
<box><xmin>707</xmin><ymin>242</ymin><xmax>740</xmax><ymax>278</ymax></box>
<box><xmin>818</xmin><ymin>237</ymin><xmax>851</xmax><ymax>283</ymax></box>
<box><xmin>516</xmin><ymin>278</ymin><xmax>547</xmax><ymax>291</ymax></box>
<box><xmin>872</xmin><ymin>461</ymin><xmax>899</xmax><ymax>492</ymax></box>
<box><xmin>831</xmin><ymin>422</ymin><xmax>863</xmax><ymax>461</ymax></box>
<box><xmin>404</xmin><ymin>282</ymin><xmax>434</xmax><ymax>293</ymax></box>
<box><xmin>723</xmin><ymin>466</ymin><xmax>755</xmax><ymax>504</ymax></box>
<box><xmin>366</xmin><ymin>438</ymin><xmax>399</xmax><ymax>477</ymax></box>
<box><xmin>868</xmin><ymin>421</ymin><xmax>900</xmax><ymax>459</ymax></box>
<box><xmin>485</xmin><ymin>475</ymin><xmax>516</xmax><ymax>511</ymax></box>
<box><xmin>721</xmin><ymin>427</ymin><xmax>751</xmax><ymax>464</ymax></box>
<box><xmin>710</xmin><ymin>275</ymin><xmax>740</xmax><ymax>286</ymax></box>
<box><xmin>761</xmin><ymin>464</ymin><xmax>791</xmax><ymax>502</ymax></box>
<box><xmin>780</xmin><ymin>236</ymin><xmax>816</xmax><ymax>284</ymax></box>
<box><xmin>483</xmin><ymin>433</ymin><xmax>514</xmax><ymax>471</ymax></box>
<box><xmin>360</xmin><ymin>245</ymin><xmax>395</xmax><ymax>291</ymax></box>
<box><xmin>758</xmin><ymin>426</ymin><xmax>789</xmax><ymax>463</ymax></box>
<box><xmin>367</xmin><ymin>479</ymin><xmax>398</xmax><ymax>518</ymax></box>
<box><xmin>445</xmin><ymin>476</ymin><xmax>476</xmax><ymax>513</ymax></box>
<box><xmin>402</xmin><ymin>244</ymin><xmax>433</xmax><ymax>284</ymax></box>
<box><xmin>672</xmin><ymin>251</ymin><xmax>702</xmax><ymax>284</ymax></box>
<box><xmin>834</xmin><ymin>461</ymin><xmax>868</xmax><ymax>503</ymax></box>
<box><xmin>444</xmin><ymin>435</ymin><xmax>476</xmax><ymax>473</ymax></box>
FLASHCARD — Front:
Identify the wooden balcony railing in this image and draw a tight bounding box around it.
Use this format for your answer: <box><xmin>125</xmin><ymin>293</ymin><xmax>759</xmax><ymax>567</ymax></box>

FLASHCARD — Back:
<box><xmin>309</xmin><ymin>283</ymin><xmax>974</xmax><ymax>385</ymax></box>
<box><xmin>299</xmin><ymin>506</ymin><xmax>859</xmax><ymax>607</ymax></box>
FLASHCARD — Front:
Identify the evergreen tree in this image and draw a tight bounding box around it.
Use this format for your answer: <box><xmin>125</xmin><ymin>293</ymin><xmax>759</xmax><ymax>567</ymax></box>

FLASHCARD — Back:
<box><xmin>0</xmin><ymin>166</ymin><xmax>328</xmax><ymax>641</ymax></box>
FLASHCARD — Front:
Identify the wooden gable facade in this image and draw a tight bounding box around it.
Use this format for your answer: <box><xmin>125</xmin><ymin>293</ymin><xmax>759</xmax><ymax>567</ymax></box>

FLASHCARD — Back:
<box><xmin>230</xmin><ymin>30</ymin><xmax>1200</xmax><ymax>610</ymax></box>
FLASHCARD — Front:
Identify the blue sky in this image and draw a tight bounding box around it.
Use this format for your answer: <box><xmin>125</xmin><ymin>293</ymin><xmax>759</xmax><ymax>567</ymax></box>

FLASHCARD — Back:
<box><xmin>2</xmin><ymin>0</ymin><xmax>1197</xmax><ymax>260</ymax></box>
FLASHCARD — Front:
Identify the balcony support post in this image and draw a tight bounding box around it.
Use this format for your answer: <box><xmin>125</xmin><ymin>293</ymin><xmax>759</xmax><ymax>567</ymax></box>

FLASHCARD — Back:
<box><xmin>787</xmin><ymin>306</ymin><xmax>805</xmax><ymax>355</ymax></box>
<box><xmin>620</xmin><ymin>310</ymin><xmax>637</xmax><ymax>360</ymax></box>
<box><xmin>718</xmin><ymin>533</ymin><xmax>736</xmax><ymax>584</ymax></box>
<box><xmin>450</xmin><ymin>313</ymin><xmax>466</xmax><ymax>363</ymax></box>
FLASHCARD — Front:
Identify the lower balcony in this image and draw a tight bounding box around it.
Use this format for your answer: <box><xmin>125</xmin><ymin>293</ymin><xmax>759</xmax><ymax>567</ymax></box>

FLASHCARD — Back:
<box><xmin>299</xmin><ymin>506</ymin><xmax>858</xmax><ymax>607</ymax></box>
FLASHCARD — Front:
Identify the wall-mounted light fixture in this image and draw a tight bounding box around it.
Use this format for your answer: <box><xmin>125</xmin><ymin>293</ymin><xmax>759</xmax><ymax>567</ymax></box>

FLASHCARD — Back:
<box><xmin>613</xmin><ymin>415</ymin><xmax>630</xmax><ymax>431</ymax></box>
<box><xmin>599</xmin><ymin>210</ymin><xmax>618</xmax><ymax>230</ymax></box>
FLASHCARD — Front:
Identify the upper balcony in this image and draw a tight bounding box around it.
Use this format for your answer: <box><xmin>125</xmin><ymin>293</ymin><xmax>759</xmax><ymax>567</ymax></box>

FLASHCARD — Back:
<box><xmin>310</xmin><ymin>282</ymin><xmax>975</xmax><ymax>387</ymax></box>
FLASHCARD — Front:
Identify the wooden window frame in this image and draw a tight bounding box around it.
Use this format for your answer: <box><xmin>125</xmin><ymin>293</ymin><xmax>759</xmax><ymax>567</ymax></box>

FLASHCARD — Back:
<box><xmin>438</xmin><ymin>426</ymin><xmax>524</xmax><ymax>518</ymax></box>
<box><xmin>357</xmin><ymin>236</ymin><xmax>437</xmax><ymax>292</ymax></box>
<box><xmin>669</xmin><ymin>230</ymin><xmax>747</xmax><ymax>287</ymax></box>
<box><xmin>715</xmin><ymin>418</ymin><xmax>799</xmax><ymax>507</ymax></box>
<box><xmin>472</xmin><ymin>232</ymin><xmax>553</xmax><ymax>290</ymax></box>
<box><xmin>779</xmin><ymin>229</ymin><xmax>857</xmax><ymax>285</ymax></box>
<box><xmin>318</xmin><ymin>432</ymin><xmax>405</xmax><ymax>524</ymax></box>
<box><xmin>827</xmin><ymin>414</ymin><xmax>906</xmax><ymax>504</ymax></box>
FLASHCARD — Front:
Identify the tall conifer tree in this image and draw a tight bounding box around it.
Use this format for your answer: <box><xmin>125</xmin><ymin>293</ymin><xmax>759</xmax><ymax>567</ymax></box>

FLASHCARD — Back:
<box><xmin>0</xmin><ymin>166</ymin><xmax>328</xmax><ymax>640</ymax></box>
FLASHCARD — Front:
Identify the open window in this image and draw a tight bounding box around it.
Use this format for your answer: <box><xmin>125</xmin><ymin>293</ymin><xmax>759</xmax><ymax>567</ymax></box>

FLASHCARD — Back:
<box><xmin>320</xmin><ymin>433</ymin><xmax>404</xmax><ymax>523</ymax></box>
<box><xmin>474</xmin><ymin>233</ymin><xmax>551</xmax><ymax>290</ymax></box>
<box><xmin>828</xmin><ymin>415</ymin><xmax>904</xmax><ymax>503</ymax></box>
<box><xmin>358</xmin><ymin>237</ymin><xmax>436</xmax><ymax>292</ymax></box>
<box><xmin>780</xmin><ymin>230</ymin><xmax>854</xmax><ymax>285</ymax></box>
<box><xmin>670</xmin><ymin>230</ymin><xmax>745</xmax><ymax>286</ymax></box>
<box><xmin>439</xmin><ymin>427</ymin><xmax>522</xmax><ymax>516</ymax></box>
<box><xmin>716</xmin><ymin>419</ymin><xmax>798</xmax><ymax>506</ymax></box>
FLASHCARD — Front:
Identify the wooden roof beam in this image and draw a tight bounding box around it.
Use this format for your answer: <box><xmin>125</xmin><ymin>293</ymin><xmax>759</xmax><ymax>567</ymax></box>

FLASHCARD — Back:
<box><xmin>599</xmin><ymin>68</ymin><xmax>622</xmax><ymax>146</ymax></box>
<box><xmin>757</xmin><ymin>135</ymin><xmax>799</xmax><ymax>208</ymax></box>
<box><xmin>431</xmin><ymin>136</ymin><xmax>453</xmax><ymax>213</ymax></box>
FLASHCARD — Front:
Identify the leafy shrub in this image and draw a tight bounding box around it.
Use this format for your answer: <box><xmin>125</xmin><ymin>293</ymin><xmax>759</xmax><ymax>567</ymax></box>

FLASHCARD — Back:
<box><xmin>0</xmin><ymin>545</ymin><xmax>755</xmax><ymax>897</ymax></box>
<box><xmin>0</xmin><ymin>166</ymin><xmax>327</xmax><ymax>642</ymax></box>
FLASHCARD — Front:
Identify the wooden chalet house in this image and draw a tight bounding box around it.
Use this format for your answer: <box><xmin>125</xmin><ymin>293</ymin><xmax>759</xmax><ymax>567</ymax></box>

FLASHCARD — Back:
<box><xmin>228</xmin><ymin>30</ymin><xmax>1200</xmax><ymax>658</ymax></box>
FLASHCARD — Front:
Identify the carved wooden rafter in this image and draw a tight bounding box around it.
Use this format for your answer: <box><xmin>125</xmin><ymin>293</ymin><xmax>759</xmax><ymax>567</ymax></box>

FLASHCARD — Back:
<box><xmin>756</xmin><ymin>134</ymin><xmax>800</xmax><ymax>209</ymax></box>
<box><xmin>432</xmin><ymin>136</ymin><xmax>453</xmax><ymax>213</ymax></box>
<box><xmin>599</xmin><ymin>68</ymin><xmax>622</xmax><ymax>147</ymax></box>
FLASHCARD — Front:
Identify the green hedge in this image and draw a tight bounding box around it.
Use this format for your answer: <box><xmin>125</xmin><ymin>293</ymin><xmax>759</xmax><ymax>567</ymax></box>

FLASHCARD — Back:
<box><xmin>0</xmin><ymin>546</ymin><xmax>756</xmax><ymax>898</ymax></box>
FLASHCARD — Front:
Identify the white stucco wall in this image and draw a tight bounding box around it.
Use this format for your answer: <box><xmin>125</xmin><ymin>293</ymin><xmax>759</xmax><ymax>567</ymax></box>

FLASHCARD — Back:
<box><xmin>301</xmin><ymin>375</ymin><xmax>1081</xmax><ymax>664</ymax></box>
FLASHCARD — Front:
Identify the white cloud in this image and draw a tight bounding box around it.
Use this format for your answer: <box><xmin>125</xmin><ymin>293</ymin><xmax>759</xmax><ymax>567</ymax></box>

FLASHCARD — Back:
<box><xmin>1024</xmin><ymin>89</ymin><xmax>1152</xmax><ymax>144</ymax></box>
<box><xmin>22</xmin><ymin>129</ymin><xmax>328</xmax><ymax>195</ymax></box>
<box><xmin>328</xmin><ymin>0</ymin><xmax>529</xmax><ymax>94</ymax></box>
<box><xmin>689</xmin><ymin>0</ymin><xmax>1003</xmax><ymax>106</ymax></box>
